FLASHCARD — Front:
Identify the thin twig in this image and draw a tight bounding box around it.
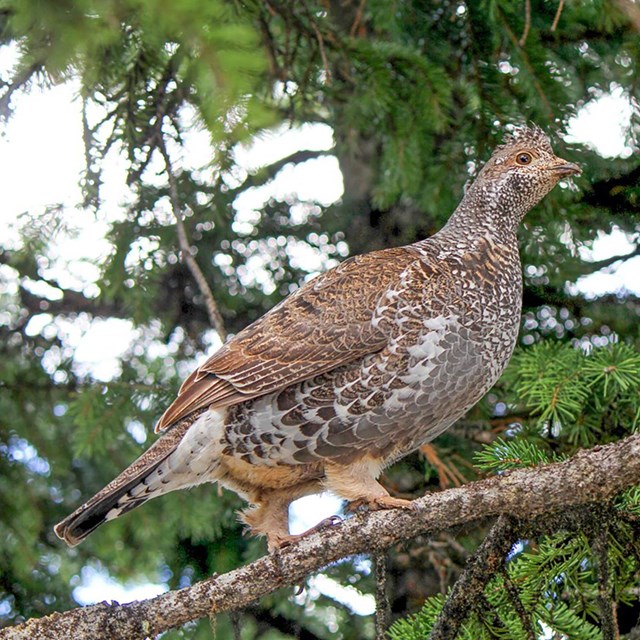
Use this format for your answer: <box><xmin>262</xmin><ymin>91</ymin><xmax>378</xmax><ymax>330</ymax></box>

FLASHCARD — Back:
<box><xmin>350</xmin><ymin>0</ymin><xmax>367</xmax><ymax>37</ymax></box>
<box><xmin>421</xmin><ymin>443</ymin><xmax>467</xmax><ymax>488</ymax></box>
<box><xmin>263</xmin><ymin>0</ymin><xmax>277</xmax><ymax>18</ymax></box>
<box><xmin>258</xmin><ymin>13</ymin><xmax>283</xmax><ymax>79</ymax></box>
<box><xmin>551</xmin><ymin>0</ymin><xmax>565</xmax><ymax>32</ymax></box>
<box><xmin>519</xmin><ymin>0</ymin><xmax>531</xmax><ymax>46</ymax></box>
<box><xmin>500</xmin><ymin>10</ymin><xmax>554</xmax><ymax>119</ymax></box>
<box><xmin>158</xmin><ymin>135</ymin><xmax>227</xmax><ymax>341</ymax></box>
<box><xmin>475</xmin><ymin>592</ymin><xmax>508</xmax><ymax>634</ymax></box>
<box><xmin>300</xmin><ymin>4</ymin><xmax>332</xmax><ymax>84</ymax></box>
<box><xmin>311</xmin><ymin>20</ymin><xmax>331</xmax><ymax>84</ymax></box>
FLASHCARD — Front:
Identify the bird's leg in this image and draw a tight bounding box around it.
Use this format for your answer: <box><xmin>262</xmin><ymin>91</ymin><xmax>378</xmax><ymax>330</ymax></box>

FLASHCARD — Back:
<box><xmin>276</xmin><ymin>516</ymin><xmax>344</xmax><ymax>552</ymax></box>
<box><xmin>323</xmin><ymin>460</ymin><xmax>416</xmax><ymax>513</ymax></box>
<box><xmin>239</xmin><ymin>494</ymin><xmax>341</xmax><ymax>552</ymax></box>
<box><xmin>239</xmin><ymin>496</ymin><xmax>291</xmax><ymax>552</ymax></box>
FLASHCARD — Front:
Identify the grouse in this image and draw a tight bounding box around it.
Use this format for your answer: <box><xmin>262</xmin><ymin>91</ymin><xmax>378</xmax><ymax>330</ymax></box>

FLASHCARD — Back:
<box><xmin>55</xmin><ymin>126</ymin><xmax>580</xmax><ymax>550</ymax></box>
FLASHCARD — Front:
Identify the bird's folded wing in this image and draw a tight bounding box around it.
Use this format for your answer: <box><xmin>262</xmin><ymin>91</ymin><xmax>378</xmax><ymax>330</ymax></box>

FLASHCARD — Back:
<box><xmin>155</xmin><ymin>246</ymin><xmax>419</xmax><ymax>431</ymax></box>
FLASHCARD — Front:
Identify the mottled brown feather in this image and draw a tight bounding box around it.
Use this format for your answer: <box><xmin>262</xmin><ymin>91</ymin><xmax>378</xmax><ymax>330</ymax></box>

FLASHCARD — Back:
<box><xmin>156</xmin><ymin>247</ymin><xmax>417</xmax><ymax>431</ymax></box>
<box><xmin>55</xmin><ymin>126</ymin><xmax>582</xmax><ymax>551</ymax></box>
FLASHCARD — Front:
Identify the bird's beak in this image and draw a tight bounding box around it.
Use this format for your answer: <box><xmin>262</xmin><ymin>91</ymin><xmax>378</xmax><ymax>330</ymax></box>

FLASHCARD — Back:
<box><xmin>549</xmin><ymin>158</ymin><xmax>581</xmax><ymax>177</ymax></box>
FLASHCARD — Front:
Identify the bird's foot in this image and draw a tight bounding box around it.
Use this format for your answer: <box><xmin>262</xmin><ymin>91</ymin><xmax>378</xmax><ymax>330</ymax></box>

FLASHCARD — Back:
<box><xmin>346</xmin><ymin>495</ymin><xmax>416</xmax><ymax>513</ymax></box>
<box><xmin>266</xmin><ymin>515</ymin><xmax>343</xmax><ymax>553</ymax></box>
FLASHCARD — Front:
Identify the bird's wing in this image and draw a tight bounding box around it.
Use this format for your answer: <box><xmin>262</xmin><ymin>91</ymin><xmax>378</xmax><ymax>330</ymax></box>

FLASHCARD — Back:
<box><xmin>155</xmin><ymin>246</ymin><xmax>419</xmax><ymax>431</ymax></box>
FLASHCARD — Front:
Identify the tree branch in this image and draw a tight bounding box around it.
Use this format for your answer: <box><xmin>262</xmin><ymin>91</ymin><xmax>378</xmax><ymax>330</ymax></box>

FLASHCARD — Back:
<box><xmin>591</xmin><ymin>519</ymin><xmax>619</xmax><ymax>640</ymax></box>
<box><xmin>3</xmin><ymin>434</ymin><xmax>640</xmax><ymax>640</ymax></box>
<box><xmin>429</xmin><ymin>515</ymin><xmax>517</xmax><ymax>640</ymax></box>
<box><xmin>0</xmin><ymin>61</ymin><xmax>42</xmax><ymax>119</ymax></box>
<box><xmin>227</xmin><ymin>149</ymin><xmax>331</xmax><ymax>194</ymax></box>
<box><xmin>158</xmin><ymin>136</ymin><xmax>227</xmax><ymax>341</ymax></box>
<box><xmin>585</xmin><ymin>243</ymin><xmax>640</xmax><ymax>273</ymax></box>
<box><xmin>501</xmin><ymin>568</ymin><xmax>537</xmax><ymax>640</ymax></box>
<box><xmin>373</xmin><ymin>550</ymin><xmax>390</xmax><ymax>639</ymax></box>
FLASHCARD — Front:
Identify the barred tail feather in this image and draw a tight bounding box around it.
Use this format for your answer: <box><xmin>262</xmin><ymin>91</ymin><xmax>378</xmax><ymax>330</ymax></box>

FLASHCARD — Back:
<box><xmin>54</xmin><ymin>412</ymin><xmax>204</xmax><ymax>546</ymax></box>
<box><xmin>54</xmin><ymin>469</ymin><xmax>161</xmax><ymax>546</ymax></box>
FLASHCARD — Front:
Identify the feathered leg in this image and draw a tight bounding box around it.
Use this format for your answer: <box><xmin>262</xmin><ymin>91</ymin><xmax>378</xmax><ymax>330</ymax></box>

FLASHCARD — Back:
<box><xmin>323</xmin><ymin>459</ymin><xmax>415</xmax><ymax>512</ymax></box>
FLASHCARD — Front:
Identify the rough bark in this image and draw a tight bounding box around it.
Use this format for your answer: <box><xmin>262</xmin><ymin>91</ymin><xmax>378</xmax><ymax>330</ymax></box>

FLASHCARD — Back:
<box><xmin>428</xmin><ymin>515</ymin><xmax>517</xmax><ymax>640</ymax></box>
<box><xmin>3</xmin><ymin>434</ymin><xmax>640</xmax><ymax>640</ymax></box>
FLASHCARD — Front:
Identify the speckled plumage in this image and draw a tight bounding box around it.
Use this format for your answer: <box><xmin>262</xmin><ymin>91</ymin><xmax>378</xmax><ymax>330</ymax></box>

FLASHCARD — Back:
<box><xmin>55</xmin><ymin>126</ymin><xmax>580</xmax><ymax>550</ymax></box>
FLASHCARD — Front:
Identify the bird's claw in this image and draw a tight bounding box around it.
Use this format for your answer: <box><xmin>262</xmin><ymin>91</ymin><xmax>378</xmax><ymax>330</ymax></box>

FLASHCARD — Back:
<box><xmin>267</xmin><ymin>515</ymin><xmax>343</xmax><ymax>553</ymax></box>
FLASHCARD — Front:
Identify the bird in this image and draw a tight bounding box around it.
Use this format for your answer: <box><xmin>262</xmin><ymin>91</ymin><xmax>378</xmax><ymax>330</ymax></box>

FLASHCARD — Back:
<box><xmin>55</xmin><ymin>126</ymin><xmax>580</xmax><ymax>551</ymax></box>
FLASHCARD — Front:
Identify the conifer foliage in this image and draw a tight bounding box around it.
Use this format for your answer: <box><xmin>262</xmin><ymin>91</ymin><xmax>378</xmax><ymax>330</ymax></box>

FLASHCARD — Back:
<box><xmin>1</xmin><ymin>1</ymin><xmax>639</xmax><ymax>638</ymax></box>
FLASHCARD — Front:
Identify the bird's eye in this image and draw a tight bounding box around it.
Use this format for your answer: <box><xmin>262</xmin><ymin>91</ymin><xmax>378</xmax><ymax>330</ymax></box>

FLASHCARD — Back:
<box><xmin>516</xmin><ymin>152</ymin><xmax>533</xmax><ymax>165</ymax></box>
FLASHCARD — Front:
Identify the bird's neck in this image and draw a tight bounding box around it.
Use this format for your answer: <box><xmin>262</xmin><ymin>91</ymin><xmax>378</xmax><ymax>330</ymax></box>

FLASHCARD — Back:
<box><xmin>439</xmin><ymin>181</ymin><xmax>523</xmax><ymax>245</ymax></box>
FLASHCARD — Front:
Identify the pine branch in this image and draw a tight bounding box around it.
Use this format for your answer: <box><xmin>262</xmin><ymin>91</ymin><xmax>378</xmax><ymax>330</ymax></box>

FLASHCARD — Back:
<box><xmin>3</xmin><ymin>434</ymin><xmax>640</xmax><ymax>639</ymax></box>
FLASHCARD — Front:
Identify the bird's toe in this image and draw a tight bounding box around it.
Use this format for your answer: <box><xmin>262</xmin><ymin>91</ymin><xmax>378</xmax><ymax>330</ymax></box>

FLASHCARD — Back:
<box><xmin>347</xmin><ymin>495</ymin><xmax>415</xmax><ymax>512</ymax></box>
<box><xmin>266</xmin><ymin>515</ymin><xmax>343</xmax><ymax>552</ymax></box>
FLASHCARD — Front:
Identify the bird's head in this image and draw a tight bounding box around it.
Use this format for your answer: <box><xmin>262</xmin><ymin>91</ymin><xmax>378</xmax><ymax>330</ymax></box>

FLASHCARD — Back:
<box><xmin>465</xmin><ymin>125</ymin><xmax>581</xmax><ymax>231</ymax></box>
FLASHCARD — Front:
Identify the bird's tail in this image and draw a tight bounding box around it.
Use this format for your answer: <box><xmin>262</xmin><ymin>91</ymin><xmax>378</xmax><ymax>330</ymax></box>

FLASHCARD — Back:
<box><xmin>54</xmin><ymin>417</ymin><xmax>196</xmax><ymax>547</ymax></box>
